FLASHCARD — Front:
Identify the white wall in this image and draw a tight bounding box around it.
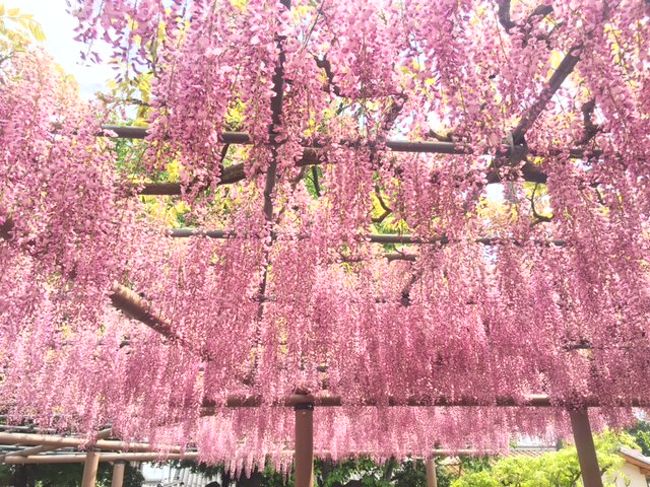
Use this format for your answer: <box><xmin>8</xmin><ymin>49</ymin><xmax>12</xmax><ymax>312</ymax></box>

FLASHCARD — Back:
<box><xmin>615</xmin><ymin>463</ymin><xmax>648</xmax><ymax>487</ymax></box>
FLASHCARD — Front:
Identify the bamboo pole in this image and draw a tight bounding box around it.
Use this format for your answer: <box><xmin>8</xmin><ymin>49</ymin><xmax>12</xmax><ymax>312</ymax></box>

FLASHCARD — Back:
<box><xmin>294</xmin><ymin>403</ymin><xmax>314</xmax><ymax>487</ymax></box>
<box><xmin>110</xmin><ymin>461</ymin><xmax>125</xmax><ymax>487</ymax></box>
<box><xmin>81</xmin><ymin>451</ymin><xmax>100</xmax><ymax>487</ymax></box>
<box><xmin>569</xmin><ymin>409</ymin><xmax>603</xmax><ymax>487</ymax></box>
<box><xmin>425</xmin><ymin>457</ymin><xmax>437</xmax><ymax>487</ymax></box>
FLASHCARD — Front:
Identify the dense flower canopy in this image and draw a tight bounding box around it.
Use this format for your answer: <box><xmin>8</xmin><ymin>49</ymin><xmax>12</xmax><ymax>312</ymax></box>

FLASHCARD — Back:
<box><xmin>1</xmin><ymin>0</ymin><xmax>650</xmax><ymax>473</ymax></box>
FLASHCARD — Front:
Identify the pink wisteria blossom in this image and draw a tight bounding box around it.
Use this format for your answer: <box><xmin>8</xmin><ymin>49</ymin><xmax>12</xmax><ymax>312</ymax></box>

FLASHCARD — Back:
<box><xmin>1</xmin><ymin>0</ymin><xmax>649</xmax><ymax>473</ymax></box>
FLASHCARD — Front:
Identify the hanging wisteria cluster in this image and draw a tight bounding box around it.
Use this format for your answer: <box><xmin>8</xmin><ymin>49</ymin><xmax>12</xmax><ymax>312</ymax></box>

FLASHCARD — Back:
<box><xmin>1</xmin><ymin>0</ymin><xmax>650</xmax><ymax>473</ymax></box>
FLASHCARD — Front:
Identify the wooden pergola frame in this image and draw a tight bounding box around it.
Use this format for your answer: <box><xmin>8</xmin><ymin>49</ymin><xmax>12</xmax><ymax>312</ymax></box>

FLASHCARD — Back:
<box><xmin>99</xmin><ymin>2</ymin><xmax>615</xmax><ymax>483</ymax></box>
<box><xmin>102</xmin><ymin>23</ymin><xmax>606</xmax><ymax>487</ymax></box>
<box><xmin>0</xmin><ymin>429</ymin><xmax>199</xmax><ymax>487</ymax></box>
<box><xmin>0</xmin><ymin>428</ymin><xmax>554</xmax><ymax>487</ymax></box>
<box><xmin>109</xmin><ymin>123</ymin><xmax>601</xmax><ymax>196</ymax></box>
<box><xmin>3</xmin><ymin>2</ymin><xmax>627</xmax><ymax>487</ymax></box>
<box><xmin>107</xmin><ymin>290</ymin><xmax>634</xmax><ymax>487</ymax></box>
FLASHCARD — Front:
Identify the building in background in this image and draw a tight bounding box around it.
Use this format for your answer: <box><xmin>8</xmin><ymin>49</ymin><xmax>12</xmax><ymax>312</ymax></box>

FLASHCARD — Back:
<box><xmin>615</xmin><ymin>448</ymin><xmax>650</xmax><ymax>487</ymax></box>
<box><xmin>141</xmin><ymin>463</ymin><xmax>219</xmax><ymax>487</ymax></box>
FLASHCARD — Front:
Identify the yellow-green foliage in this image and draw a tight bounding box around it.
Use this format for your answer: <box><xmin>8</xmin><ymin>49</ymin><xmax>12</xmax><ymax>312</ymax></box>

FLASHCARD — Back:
<box><xmin>0</xmin><ymin>3</ymin><xmax>45</xmax><ymax>52</ymax></box>
<box><xmin>452</xmin><ymin>431</ymin><xmax>639</xmax><ymax>487</ymax></box>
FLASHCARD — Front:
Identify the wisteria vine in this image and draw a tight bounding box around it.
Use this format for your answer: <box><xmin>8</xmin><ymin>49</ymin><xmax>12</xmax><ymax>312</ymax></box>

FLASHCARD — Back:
<box><xmin>1</xmin><ymin>0</ymin><xmax>649</xmax><ymax>474</ymax></box>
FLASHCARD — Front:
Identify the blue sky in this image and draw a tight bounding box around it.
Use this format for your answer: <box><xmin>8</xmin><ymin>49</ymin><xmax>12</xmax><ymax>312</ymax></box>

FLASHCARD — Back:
<box><xmin>7</xmin><ymin>0</ymin><xmax>114</xmax><ymax>98</ymax></box>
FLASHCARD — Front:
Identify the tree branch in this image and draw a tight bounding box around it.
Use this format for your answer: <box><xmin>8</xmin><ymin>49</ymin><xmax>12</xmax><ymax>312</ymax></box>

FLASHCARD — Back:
<box><xmin>381</xmin><ymin>93</ymin><xmax>407</xmax><ymax>134</ymax></box>
<box><xmin>0</xmin><ymin>218</ymin><xmax>14</xmax><ymax>241</ymax></box>
<box><xmin>511</xmin><ymin>43</ymin><xmax>583</xmax><ymax>144</ymax></box>
<box><xmin>578</xmin><ymin>98</ymin><xmax>601</xmax><ymax>145</ymax></box>
<box><xmin>427</xmin><ymin>129</ymin><xmax>454</xmax><ymax>142</ymax></box>
<box><xmin>371</xmin><ymin>185</ymin><xmax>392</xmax><ymax>224</ymax></box>
<box><xmin>520</xmin><ymin>4</ymin><xmax>555</xmax><ymax>46</ymax></box>
<box><xmin>529</xmin><ymin>182</ymin><xmax>553</xmax><ymax>224</ymax></box>
<box><xmin>249</xmin><ymin>0</ymin><xmax>292</xmax><ymax>385</ymax></box>
<box><xmin>400</xmin><ymin>268</ymin><xmax>423</xmax><ymax>307</ymax></box>
<box><xmin>314</xmin><ymin>54</ymin><xmax>345</xmax><ymax>97</ymax></box>
<box><xmin>496</xmin><ymin>0</ymin><xmax>517</xmax><ymax>32</ymax></box>
<box><xmin>497</xmin><ymin>1</ymin><xmax>554</xmax><ymax>44</ymax></box>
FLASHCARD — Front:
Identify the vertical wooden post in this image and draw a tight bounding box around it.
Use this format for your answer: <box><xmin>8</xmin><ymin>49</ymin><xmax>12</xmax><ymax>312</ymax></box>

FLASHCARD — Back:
<box><xmin>81</xmin><ymin>451</ymin><xmax>100</xmax><ymax>487</ymax></box>
<box><xmin>569</xmin><ymin>409</ymin><xmax>603</xmax><ymax>487</ymax></box>
<box><xmin>294</xmin><ymin>403</ymin><xmax>314</xmax><ymax>487</ymax></box>
<box><xmin>425</xmin><ymin>457</ymin><xmax>437</xmax><ymax>487</ymax></box>
<box><xmin>110</xmin><ymin>461</ymin><xmax>125</xmax><ymax>487</ymax></box>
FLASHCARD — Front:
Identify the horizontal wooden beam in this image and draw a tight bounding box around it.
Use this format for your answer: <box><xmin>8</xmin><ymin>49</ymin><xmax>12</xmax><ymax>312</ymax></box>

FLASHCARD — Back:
<box><xmin>102</xmin><ymin>125</ymin><xmax>249</xmax><ymax>145</ymax></box>
<box><xmin>139</xmin><ymin>157</ymin><xmax>549</xmax><ymax>196</ymax></box>
<box><xmin>108</xmin><ymin>282</ymin><xmax>640</xmax><ymax>415</ymax></box>
<box><xmin>109</xmin><ymin>283</ymin><xmax>175</xmax><ymax>340</ymax></box>
<box><xmin>201</xmin><ymin>393</ymin><xmax>649</xmax><ymax>410</ymax></box>
<box><xmin>104</xmin><ymin>125</ymin><xmax>603</xmax><ymax>196</ymax></box>
<box><xmin>102</xmin><ymin>125</ymin><xmax>596</xmax><ymax>160</ymax></box>
<box><xmin>3</xmin><ymin>452</ymin><xmax>198</xmax><ymax>464</ymax></box>
<box><xmin>0</xmin><ymin>448</ymin><xmax>541</xmax><ymax>465</ymax></box>
<box><xmin>2</xmin><ymin>444</ymin><xmax>60</xmax><ymax>458</ymax></box>
<box><xmin>104</xmin><ymin>125</ymin><xmax>471</xmax><ymax>155</ymax></box>
<box><xmin>109</xmin><ymin>283</ymin><xmax>217</xmax><ymax>361</ymax></box>
<box><xmin>2</xmin><ymin>428</ymin><xmax>112</xmax><ymax>459</ymax></box>
<box><xmin>0</xmin><ymin>445</ymin><xmax>557</xmax><ymax>465</ymax></box>
<box><xmin>0</xmin><ymin>432</ymin><xmax>184</xmax><ymax>453</ymax></box>
<box><xmin>139</xmin><ymin>163</ymin><xmax>247</xmax><ymax>195</ymax></box>
<box><xmin>166</xmin><ymin>227</ymin><xmax>567</xmax><ymax>247</ymax></box>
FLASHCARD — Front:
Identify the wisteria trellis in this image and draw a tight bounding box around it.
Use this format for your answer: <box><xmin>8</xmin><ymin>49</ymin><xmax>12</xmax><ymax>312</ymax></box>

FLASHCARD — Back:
<box><xmin>1</xmin><ymin>0</ymin><xmax>650</xmax><ymax>476</ymax></box>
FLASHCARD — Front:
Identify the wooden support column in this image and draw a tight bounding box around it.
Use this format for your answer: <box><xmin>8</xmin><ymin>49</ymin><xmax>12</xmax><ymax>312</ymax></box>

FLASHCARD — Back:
<box><xmin>110</xmin><ymin>461</ymin><xmax>125</xmax><ymax>487</ymax></box>
<box><xmin>81</xmin><ymin>451</ymin><xmax>100</xmax><ymax>487</ymax></box>
<box><xmin>425</xmin><ymin>457</ymin><xmax>437</xmax><ymax>487</ymax></box>
<box><xmin>569</xmin><ymin>409</ymin><xmax>603</xmax><ymax>487</ymax></box>
<box><xmin>294</xmin><ymin>403</ymin><xmax>314</xmax><ymax>487</ymax></box>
